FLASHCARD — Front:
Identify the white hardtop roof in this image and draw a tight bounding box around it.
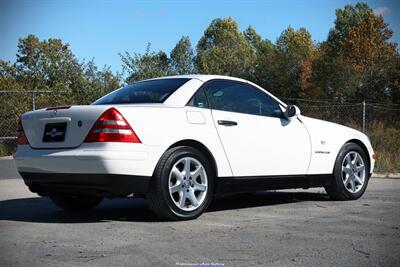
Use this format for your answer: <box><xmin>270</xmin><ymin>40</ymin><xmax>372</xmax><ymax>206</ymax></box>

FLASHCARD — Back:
<box><xmin>145</xmin><ymin>74</ymin><xmax>250</xmax><ymax>83</ymax></box>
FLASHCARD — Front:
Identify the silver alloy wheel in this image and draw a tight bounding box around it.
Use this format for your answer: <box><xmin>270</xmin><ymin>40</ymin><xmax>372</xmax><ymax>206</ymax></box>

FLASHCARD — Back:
<box><xmin>168</xmin><ymin>157</ymin><xmax>208</xmax><ymax>211</ymax></box>
<box><xmin>341</xmin><ymin>151</ymin><xmax>366</xmax><ymax>193</ymax></box>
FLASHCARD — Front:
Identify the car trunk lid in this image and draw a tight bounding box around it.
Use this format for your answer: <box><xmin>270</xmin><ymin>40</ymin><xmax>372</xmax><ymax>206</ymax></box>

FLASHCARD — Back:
<box><xmin>21</xmin><ymin>105</ymin><xmax>112</xmax><ymax>149</ymax></box>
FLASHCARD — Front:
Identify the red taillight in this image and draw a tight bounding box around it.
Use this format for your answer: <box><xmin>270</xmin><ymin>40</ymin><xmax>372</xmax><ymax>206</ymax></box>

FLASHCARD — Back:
<box><xmin>46</xmin><ymin>106</ymin><xmax>71</xmax><ymax>111</ymax></box>
<box><xmin>17</xmin><ymin>119</ymin><xmax>29</xmax><ymax>145</ymax></box>
<box><xmin>84</xmin><ymin>108</ymin><xmax>141</xmax><ymax>143</ymax></box>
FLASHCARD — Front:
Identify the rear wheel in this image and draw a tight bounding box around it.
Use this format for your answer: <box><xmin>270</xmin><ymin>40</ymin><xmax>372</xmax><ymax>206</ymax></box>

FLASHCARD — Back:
<box><xmin>146</xmin><ymin>146</ymin><xmax>214</xmax><ymax>220</ymax></box>
<box><xmin>325</xmin><ymin>143</ymin><xmax>370</xmax><ymax>200</ymax></box>
<box><xmin>50</xmin><ymin>194</ymin><xmax>103</xmax><ymax>211</ymax></box>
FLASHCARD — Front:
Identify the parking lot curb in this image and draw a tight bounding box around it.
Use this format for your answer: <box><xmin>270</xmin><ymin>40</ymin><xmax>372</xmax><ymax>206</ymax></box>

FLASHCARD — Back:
<box><xmin>373</xmin><ymin>173</ymin><xmax>400</xmax><ymax>179</ymax></box>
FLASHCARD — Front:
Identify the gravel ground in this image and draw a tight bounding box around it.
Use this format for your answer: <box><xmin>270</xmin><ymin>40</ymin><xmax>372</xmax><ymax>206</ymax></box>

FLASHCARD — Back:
<box><xmin>0</xmin><ymin>177</ymin><xmax>399</xmax><ymax>267</ymax></box>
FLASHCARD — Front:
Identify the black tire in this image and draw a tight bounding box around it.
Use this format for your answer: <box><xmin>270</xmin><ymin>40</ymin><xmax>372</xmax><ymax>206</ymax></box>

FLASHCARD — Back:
<box><xmin>146</xmin><ymin>146</ymin><xmax>215</xmax><ymax>220</ymax></box>
<box><xmin>50</xmin><ymin>194</ymin><xmax>103</xmax><ymax>211</ymax></box>
<box><xmin>325</xmin><ymin>143</ymin><xmax>370</xmax><ymax>200</ymax></box>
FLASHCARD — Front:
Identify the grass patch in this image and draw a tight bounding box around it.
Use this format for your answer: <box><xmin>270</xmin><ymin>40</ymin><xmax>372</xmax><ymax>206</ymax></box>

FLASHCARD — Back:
<box><xmin>367</xmin><ymin>121</ymin><xmax>400</xmax><ymax>172</ymax></box>
<box><xmin>0</xmin><ymin>140</ymin><xmax>16</xmax><ymax>157</ymax></box>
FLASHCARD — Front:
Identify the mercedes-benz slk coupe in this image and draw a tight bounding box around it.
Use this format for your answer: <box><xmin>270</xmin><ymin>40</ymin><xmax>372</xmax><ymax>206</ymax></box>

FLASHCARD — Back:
<box><xmin>14</xmin><ymin>75</ymin><xmax>375</xmax><ymax>220</ymax></box>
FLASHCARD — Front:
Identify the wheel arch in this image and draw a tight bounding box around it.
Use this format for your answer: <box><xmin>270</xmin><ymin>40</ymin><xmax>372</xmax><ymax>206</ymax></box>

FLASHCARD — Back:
<box><xmin>167</xmin><ymin>139</ymin><xmax>218</xmax><ymax>178</ymax></box>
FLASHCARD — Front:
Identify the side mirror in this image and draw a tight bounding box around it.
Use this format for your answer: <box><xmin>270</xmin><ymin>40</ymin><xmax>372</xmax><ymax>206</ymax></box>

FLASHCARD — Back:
<box><xmin>285</xmin><ymin>105</ymin><xmax>301</xmax><ymax>120</ymax></box>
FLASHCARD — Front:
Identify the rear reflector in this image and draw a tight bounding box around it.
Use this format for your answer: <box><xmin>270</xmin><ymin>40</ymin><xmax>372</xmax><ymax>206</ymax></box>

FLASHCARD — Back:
<box><xmin>84</xmin><ymin>108</ymin><xmax>141</xmax><ymax>143</ymax></box>
<box><xmin>46</xmin><ymin>106</ymin><xmax>71</xmax><ymax>111</ymax></box>
<box><xmin>17</xmin><ymin>119</ymin><xmax>29</xmax><ymax>145</ymax></box>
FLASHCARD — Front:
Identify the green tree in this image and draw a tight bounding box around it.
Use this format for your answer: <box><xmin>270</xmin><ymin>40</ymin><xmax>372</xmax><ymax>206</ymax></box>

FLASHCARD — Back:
<box><xmin>16</xmin><ymin>34</ymin><xmax>85</xmax><ymax>91</ymax></box>
<box><xmin>170</xmin><ymin>36</ymin><xmax>195</xmax><ymax>75</ymax></box>
<box><xmin>196</xmin><ymin>17</ymin><xmax>255</xmax><ymax>77</ymax></box>
<box><xmin>0</xmin><ymin>60</ymin><xmax>23</xmax><ymax>89</ymax></box>
<box><xmin>1</xmin><ymin>35</ymin><xmax>121</xmax><ymax>106</ymax></box>
<box><xmin>244</xmin><ymin>26</ymin><xmax>267</xmax><ymax>53</ymax></box>
<box><xmin>82</xmin><ymin>59</ymin><xmax>122</xmax><ymax>102</ymax></box>
<box><xmin>276</xmin><ymin>27</ymin><xmax>314</xmax><ymax>64</ymax></box>
<box><xmin>243</xmin><ymin>26</ymin><xmax>274</xmax><ymax>83</ymax></box>
<box><xmin>0</xmin><ymin>60</ymin><xmax>29</xmax><ymax>120</ymax></box>
<box><xmin>120</xmin><ymin>43</ymin><xmax>170</xmax><ymax>83</ymax></box>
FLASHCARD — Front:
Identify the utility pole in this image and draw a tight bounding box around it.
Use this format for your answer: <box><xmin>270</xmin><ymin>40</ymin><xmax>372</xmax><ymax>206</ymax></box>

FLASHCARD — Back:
<box><xmin>362</xmin><ymin>101</ymin><xmax>366</xmax><ymax>133</ymax></box>
<box><xmin>32</xmin><ymin>91</ymin><xmax>36</xmax><ymax>110</ymax></box>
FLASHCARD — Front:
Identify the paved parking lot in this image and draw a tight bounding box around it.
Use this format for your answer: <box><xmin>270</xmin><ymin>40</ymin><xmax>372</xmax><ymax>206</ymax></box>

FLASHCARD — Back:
<box><xmin>0</xmin><ymin>159</ymin><xmax>399</xmax><ymax>266</ymax></box>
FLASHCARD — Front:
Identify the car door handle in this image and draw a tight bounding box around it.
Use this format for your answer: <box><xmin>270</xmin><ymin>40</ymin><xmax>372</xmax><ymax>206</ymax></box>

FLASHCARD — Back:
<box><xmin>217</xmin><ymin>120</ymin><xmax>238</xmax><ymax>126</ymax></box>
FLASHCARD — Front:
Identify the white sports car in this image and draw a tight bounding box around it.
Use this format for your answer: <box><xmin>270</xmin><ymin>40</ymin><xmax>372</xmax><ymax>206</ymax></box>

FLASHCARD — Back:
<box><xmin>14</xmin><ymin>75</ymin><xmax>375</xmax><ymax>220</ymax></box>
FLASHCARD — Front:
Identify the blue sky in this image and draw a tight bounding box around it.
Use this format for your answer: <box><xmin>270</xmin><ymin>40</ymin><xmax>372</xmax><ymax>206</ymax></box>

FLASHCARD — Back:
<box><xmin>1</xmin><ymin>0</ymin><xmax>399</xmax><ymax>73</ymax></box>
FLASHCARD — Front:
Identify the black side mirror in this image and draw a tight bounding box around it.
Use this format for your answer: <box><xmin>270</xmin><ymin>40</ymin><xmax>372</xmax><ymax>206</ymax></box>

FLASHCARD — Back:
<box><xmin>285</xmin><ymin>105</ymin><xmax>301</xmax><ymax>120</ymax></box>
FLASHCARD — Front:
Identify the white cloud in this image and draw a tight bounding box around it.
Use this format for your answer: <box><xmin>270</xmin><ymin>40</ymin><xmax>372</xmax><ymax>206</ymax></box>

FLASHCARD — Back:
<box><xmin>373</xmin><ymin>6</ymin><xmax>391</xmax><ymax>16</ymax></box>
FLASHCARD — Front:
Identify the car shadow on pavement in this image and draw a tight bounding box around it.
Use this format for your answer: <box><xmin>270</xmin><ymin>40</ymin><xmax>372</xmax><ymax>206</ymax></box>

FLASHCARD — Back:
<box><xmin>209</xmin><ymin>191</ymin><xmax>329</xmax><ymax>212</ymax></box>
<box><xmin>0</xmin><ymin>191</ymin><xmax>329</xmax><ymax>223</ymax></box>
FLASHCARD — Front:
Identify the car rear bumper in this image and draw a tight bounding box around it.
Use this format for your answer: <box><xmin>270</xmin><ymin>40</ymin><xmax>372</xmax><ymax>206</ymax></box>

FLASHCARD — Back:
<box><xmin>14</xmin><ymin>143</ymin><xmax>162</xmax><ymax>196</ymax></box>
<box><xmin>14</xmin><ymin>143</ymin><xmax>164</xmax><ymax>177</ymax></box>
<box><xmin>20</xmin><ymin>172</ymin><xmax>151</xmax><ymax>197</ymax></box>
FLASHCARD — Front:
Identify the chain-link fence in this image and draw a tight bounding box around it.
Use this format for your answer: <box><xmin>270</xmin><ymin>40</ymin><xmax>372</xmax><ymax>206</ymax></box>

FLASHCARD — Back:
<box><xmin>1</xmin><ymin>90</ymin><xmax>62</xmax><ymax>155</ymax></box>
<box><xmin>280</xmin><ymin>98</ymin><xmax>400</xmax><ymax>133</ymax></box>
<box><xmin>1</xmin><ymin>91</ymin><xmax>399</xmax><ymax>171</ymax></box>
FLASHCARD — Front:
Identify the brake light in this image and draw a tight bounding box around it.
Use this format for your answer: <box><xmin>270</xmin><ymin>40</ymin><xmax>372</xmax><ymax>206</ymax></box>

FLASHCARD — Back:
<box><xmin>17</xmin><ymin>119</ymin><xmax>29</xmax><ymax>145</ymax></box>
<box><xmin>46</xmin><ymin>106</ymin><xmax>71</xmax><ymax>111</ymax></box>
<box><xmin>84</xmin><ymin>108</ymin><xmax>141</xmax><ymax>143</ymax></box>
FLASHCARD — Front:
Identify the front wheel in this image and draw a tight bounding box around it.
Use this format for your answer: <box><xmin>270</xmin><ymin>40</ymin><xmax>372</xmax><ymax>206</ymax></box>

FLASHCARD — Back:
<box><xmin>146</xmin><ymin>146</ymin><xmax>214</xmax><ymax>220</ymax></box>
<box><xmin>325</xmin><ymin>143</ymin><xmax>370</xmax><ymax>200</ymax></box>
<box><xmin>50</xmin><ymin>194</ymin><xmax>103</xmax><ymax>211</ymax></box>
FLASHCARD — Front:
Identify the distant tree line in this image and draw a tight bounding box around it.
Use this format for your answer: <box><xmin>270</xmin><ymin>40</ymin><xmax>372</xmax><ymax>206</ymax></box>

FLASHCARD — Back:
<box><xmin>1</xmin><ymin>2</ymin><xmax>399</xmax><ymax>104</ymax></box>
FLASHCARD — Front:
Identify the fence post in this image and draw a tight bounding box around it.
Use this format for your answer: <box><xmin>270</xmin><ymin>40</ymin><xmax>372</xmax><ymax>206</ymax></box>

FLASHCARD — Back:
<box><xmin>32</xmin><ymin>91</ymin><xmax>36</xmax><ymax>110</ymax></box>
<box><xmin>362</xmin><ymin>101</ymin><xmax>366</xmax><ymax>133</ymax></box>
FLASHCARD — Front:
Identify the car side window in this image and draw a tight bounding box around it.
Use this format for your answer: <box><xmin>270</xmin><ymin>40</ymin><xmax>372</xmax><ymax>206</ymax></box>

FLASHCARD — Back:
<box><xmin>203</xmin><ymin>80</ymin><xmax>283</xmax><ymax>118</ymax></box>
<box><xmin>187</xmin><ymin>88</ymin><xmax>209</xmax><ymax>108</ymax></box>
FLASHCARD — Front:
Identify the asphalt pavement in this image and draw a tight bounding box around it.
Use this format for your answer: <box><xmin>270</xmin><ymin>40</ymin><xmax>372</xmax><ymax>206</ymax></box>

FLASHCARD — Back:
<box><xmin>0</xmin><ymin>159</ymin><xmax>399</xmax><ymax>266</ymax></box>
<box><xmin>0</xmin><ymin>158</ymin><xmax>20</xmax><ymax>180</ymax></box>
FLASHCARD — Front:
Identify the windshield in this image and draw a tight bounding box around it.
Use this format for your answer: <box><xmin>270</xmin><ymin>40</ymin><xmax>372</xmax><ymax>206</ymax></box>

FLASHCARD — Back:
<box><xmin>93</xmin><ymin>78</ymin><xmax>191</xmax><ymax>105</ymax></box>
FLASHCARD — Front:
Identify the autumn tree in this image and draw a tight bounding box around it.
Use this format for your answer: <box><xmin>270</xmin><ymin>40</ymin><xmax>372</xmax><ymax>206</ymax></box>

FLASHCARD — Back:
<box><xmin>274</xmin><ymin>26</ymin><xmax>315</xmax><ymax>98</ymax></box>
<box><xmin>249</xmin><ymin>26</ymin><xmax>315</xmax><ymax>98</ymax></box>
<box><xmin>315</xmin><ymin>3</ymin><xmax>398</xmax><ymax>102</ymax></box>
<box><xmin>326</xmin><ymin>3</ymin><xmax>373</xmax><ymax>57</ymax></box>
